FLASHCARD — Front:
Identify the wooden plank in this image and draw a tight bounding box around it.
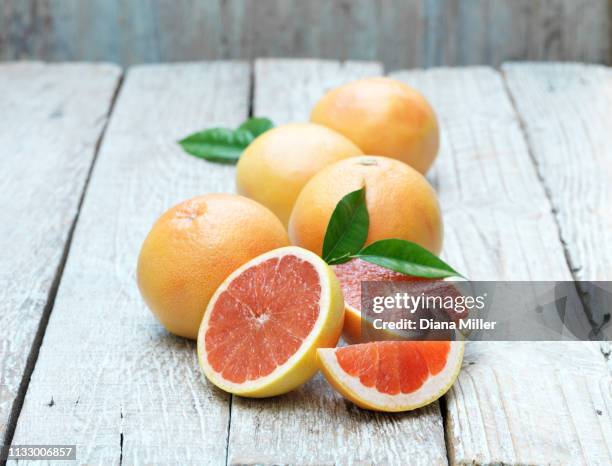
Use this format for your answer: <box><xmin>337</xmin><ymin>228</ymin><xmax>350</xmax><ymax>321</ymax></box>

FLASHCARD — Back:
<box><xmin>0</xmin><ymin>62</ymin><xmax>120</xmax><ymax>444</ymax></box>
<box><xmin>390</xmin><ymin>67</ymin><xmax>612</xmax><ymax>465</ymax></box>
<box><xmin>502</xmin><ymin>63</ymin><xmax>612</xmax><ymax>283</ymax></box>
<box><xmin>9</xmin><ymin>62</ymin><xmax>250</xmax><ymax>465</ymax></box>
<box><xmin>1</xmin><ymin>1</ymin><xmax>609</xmax><ymax>69</ymax></box>
<box><xmin>226</xmin><ymin>59</ymin><xmax>450</xmax><ymax>466</ymax></box>
<box><xmin>502</xmin><ymin>62</ymin><xmax>612</xmax><ymax>371</ymax></box>
<box><xmin>254</xmin><ymin>58</ymin><xmax>382</xmax><ymax>122</ymax></box>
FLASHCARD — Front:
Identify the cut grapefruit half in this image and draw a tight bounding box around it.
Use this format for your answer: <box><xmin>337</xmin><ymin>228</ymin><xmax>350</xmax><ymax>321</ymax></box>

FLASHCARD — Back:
<box><xmin>333</xmin><ymin>258</ymin><xmax>466</xmax><ymax>343</ymax></box>
<box><xmin>198</xmin><ymin>246</ymin><xmax>345</xmax><ymax>397</ymax></box>
<box><xmin>318</xmin><ymin>340</ymin><xmax>464</xmax><ymax>412</ymax></box>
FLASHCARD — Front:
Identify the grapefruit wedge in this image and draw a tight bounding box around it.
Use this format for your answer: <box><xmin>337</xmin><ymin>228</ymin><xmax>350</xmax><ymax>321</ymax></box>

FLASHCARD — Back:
<box><xmin>333</xmin><ymin>258</ymin><xmax>422</xmax><ymax>343</ymax></box>
<box><xmin>333</xmin><ymin>259</ymin><xmax>467</xmax><ymax>343</ymax></box>
<box><xmin>198</xmin><ymin>246</ymin><xmax>345</xmax><ymax>397</ymax></box>
<box><xmin>318</xmin><ymin>340</ymin><xmax>464</xmax><ymax>412</ymax></box>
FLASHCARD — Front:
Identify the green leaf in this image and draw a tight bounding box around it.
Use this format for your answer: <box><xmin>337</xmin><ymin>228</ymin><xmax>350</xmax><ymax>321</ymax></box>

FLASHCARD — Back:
<box><xmin>178</xmin><ymin>128</ymin><xmax>255</xmax><ymax>163</ymax></box>
<box><xmin>355</xmin><ymin>239</ymin><xmax>463</xmax><ymax>279</ymax></box>
<box><xmin>323</xmin><ymin>187</ymin><xmax>369</xmax><ymax>264</ymax></box>
<box><xmin>238</xmin><ymin>117</ymin><xmax>274</xmax><ymax>138</ymax></box>
<box><xmin>178</xmin><ymin>117</ymin><xmax>274</xmax><ymax>164</ymax></box>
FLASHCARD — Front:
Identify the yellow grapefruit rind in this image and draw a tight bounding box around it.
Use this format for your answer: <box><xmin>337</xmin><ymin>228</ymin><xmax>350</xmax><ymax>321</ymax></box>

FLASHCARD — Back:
<box><xmin>317</xmin><ymin>340</ymin><xmax>464</xmax><ymax>412</ymax></box>
<box><xmin>197</xmin><ymin>246</ymin><xmax>345</xmax><ymax>398</ymax></box>
<box><xmin>342</xmin><ymin>304</ymin><xmax>364</xmax><ymax>344</ymax></box>
<box><xmin>137</xmin><ymin>194</ymin><xmax>289</xmax><ymax>340</ymax></box>
<box><xmin>343</xmin><ymin>304</ymin><xmax>427</xmax><ymax>344</ymax></box>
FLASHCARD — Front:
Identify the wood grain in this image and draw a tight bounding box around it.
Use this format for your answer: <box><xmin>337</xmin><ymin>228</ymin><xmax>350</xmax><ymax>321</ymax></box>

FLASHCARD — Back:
<box><xmin>8</xmin><ymin>62</ymin><xmax>250</xmax><ymax>465</ymax></box>
<box><xmin>391</xmin><ymin>67</ymin><xmax>612</xmax><ymax>465</ymax></box>
<box><xmin>502</xmin><ymin>63</ymin><xmax>612</xmax><ymax>284</ymax></box>
<box><xmin>254</xmin><ymin>58</ymin><xmax>382</xmax><ymax>122</ymax></box>
<box><xmin>0</xmin><ymin>0</ymin><xmax>609</xmax><ymax>69</ymax></box>
<box><xmin>0</xmin><ymin>62</ymin><xmax>120</xmax><ymax>445</ymax></box>
<box><xmin>503</xmin><ymin>61</ymin><xmax>612</xmax><ymax>374</ymax></box>
<box><xmin>225</xmin><ymin>58</ymin><xmax>449</xmax><ymax>466</ymax></box>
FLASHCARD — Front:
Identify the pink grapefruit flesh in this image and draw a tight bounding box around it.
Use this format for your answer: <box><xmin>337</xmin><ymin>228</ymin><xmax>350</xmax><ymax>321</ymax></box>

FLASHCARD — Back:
<box><xmin>318</xmin><ymin>340</ymin><xmax>464</xmax><ymax>411</ymax></box>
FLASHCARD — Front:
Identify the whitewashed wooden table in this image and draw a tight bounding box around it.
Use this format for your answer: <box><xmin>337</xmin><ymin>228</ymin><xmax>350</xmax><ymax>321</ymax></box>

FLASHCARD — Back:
<box><xmin>1</xmin><ymin>59</ymin><xmax>611</xmax><ymax>466</ymax></box>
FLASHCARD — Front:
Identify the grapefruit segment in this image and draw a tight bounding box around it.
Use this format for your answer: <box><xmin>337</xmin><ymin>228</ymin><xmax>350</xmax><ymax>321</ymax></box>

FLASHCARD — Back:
<box><xmin>198</xmin><ymin>246</ymin><xmax>345</xmax><ymax>397</ymax></box>
<box><xmin>333</xmin><ymin>258</ymin><xmax>418</xmax><ymax>343</ymax></box>
<box><xmin>333</xmin><ymin>258</ymin><xmax>467</xmax><ymax>343</ymax></box>
<box><xmin>318</xmin><ymin>340</ymin><xmax>464</xmax><ymax>412</ymax></box>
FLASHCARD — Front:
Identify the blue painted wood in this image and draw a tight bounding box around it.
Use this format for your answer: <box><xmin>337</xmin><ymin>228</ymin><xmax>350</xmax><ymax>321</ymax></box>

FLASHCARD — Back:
<box><xmin>0</xmin><ymin>0</ymin><xmax>609</xmax><ymax>69</ymax></box>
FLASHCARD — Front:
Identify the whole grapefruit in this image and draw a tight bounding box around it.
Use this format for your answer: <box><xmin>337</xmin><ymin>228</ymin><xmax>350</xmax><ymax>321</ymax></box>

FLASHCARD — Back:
<box><xmin>288</xmin><ymin>156</ymin><xmax>443</xmax><ymax>256</ymax></box>
<box><xmin>236</xmin><ymin>123</ymin><xmax>362</xmax><ymax>226</ymax></box>
<box><xmin>311</xmin><ymin>77</ymin><xmax>439</xmax><ymax>174</ymax></box>
<box><xmin>137</xmin><ymin>194</ymin><xmax>289</xmax><ymax>340</ymax></box>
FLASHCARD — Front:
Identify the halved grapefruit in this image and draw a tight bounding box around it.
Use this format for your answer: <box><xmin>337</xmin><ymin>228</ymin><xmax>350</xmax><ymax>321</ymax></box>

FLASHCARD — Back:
<box><xmin>198</xmin><ymin>246</ymin><xmax>345</xmax><ymax>397</ymax></box>
<box><xmin>318</xmin><ymin>340</ymin><xmax>464</xmax><ymax>412</ymax></box>
<box><xmin>333</xmin><ymin>258</ymin><xmax>466</xmax><ymax>343</ymax></box>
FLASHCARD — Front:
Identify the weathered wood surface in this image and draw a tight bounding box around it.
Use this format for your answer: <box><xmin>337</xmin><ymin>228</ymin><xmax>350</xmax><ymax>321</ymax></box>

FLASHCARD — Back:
<box><xmin>254</xmin><ymin>59</ymin><xmax>382</xmax><ymax>122</ymax></box>
<box><xmin>504</xmin><ymin>62</ymin><xmax>612</xmax><ymax>372</ymax></box>
<box><xmin>0</xmin><ymin>62</ymin><xmax>120</xmax><ymax>446</ymax></box>
<box><xmin>391</xmin><ymin>67</ymin><xmax>612</xmax><ymax>465</ymax></box>
<box><xmin>3</xmin><ymin>59</ymin><xmax>612</xmax><ymax>465</ymax></box>
<box><xmin>226</xmin><ymin>59</ymin><xmax>449</xmax><ymax>466</ymax></box>
<box><xmin>1</xmin><ymin>0</ymin><xmax>610</xmax><ymax>69</ymax></box>
<box><xmin>8</xmin><ymin>62</ymin><xmax>251</xmax><ymax>465</ymax></box>
<box><xmin>503</xmin><ymin>63</ymin><xmax>612</xmax><ymax>284</ymax></box>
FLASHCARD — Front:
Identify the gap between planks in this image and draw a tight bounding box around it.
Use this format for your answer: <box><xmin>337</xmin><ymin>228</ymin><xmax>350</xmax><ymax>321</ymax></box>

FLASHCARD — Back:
<box><xmin>0</xmin><ymin>62</ymin><xmax>122</xmax><ymax>460</ymax></box>
<box><xmin>500</xmin><ymin>63</ymin><xmax>612</xmax><ymax>371</ymax></box>
<box><xmin>2</xmin><ymin>73</ymin><xmax>125</xmax><ymax>460</ymax></box>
